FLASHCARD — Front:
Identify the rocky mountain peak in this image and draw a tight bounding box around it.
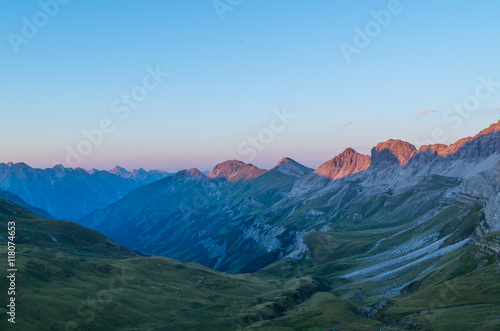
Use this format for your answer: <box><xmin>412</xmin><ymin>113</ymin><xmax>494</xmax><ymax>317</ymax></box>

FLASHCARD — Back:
<box><xmin>110</xmin><ymin>166</ymin><xmax>130</xmax><ymax>177</ymax></box>
<box><xmin>273</xmin><ymin>157</ymin><xmax>313</xmax><ymax>178</ymax></box>
<box><xmin>175</xmin><ymin>168</ymin><xmax>206</xmax><ymax>180</ymax></box>
<box><xmin>129</xmin><ymin>168</ymin><xmax>148</xmax><ymax>178</ymax></box>
<box><xmin>276</xmin><ymin>157</ymin><xmax>295</xmax><ymax>166</ymax></box>
<box><xmin>314</xmin><ymin>148</ymin><xmax>371</xmax><ymax>180</ymax></box>
<box><xmin>87</xmin><ymin>168</ymin><xmax>100</xmax><ymax>175</ymax></box>
<box><xmin>52</xmin><ymin>164</ymin><xmax>66</xmax><ymax>170</ymax></box>
<box><xmin>371</xmin><ymin>139</ymin><xmax>417</xmax><ymax>166</ymax></box>
<box><xmin>208</xmin><ymin>160</ymin><xmax>266</xmax><ymax>181</ymax></box>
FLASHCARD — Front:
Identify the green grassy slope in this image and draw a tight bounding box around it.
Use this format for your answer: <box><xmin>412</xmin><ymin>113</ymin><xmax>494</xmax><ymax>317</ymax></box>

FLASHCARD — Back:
<box><xmin>0</xmin><ymin>198</ymin><xmax>377</xmax><ymax>330</ymax></box>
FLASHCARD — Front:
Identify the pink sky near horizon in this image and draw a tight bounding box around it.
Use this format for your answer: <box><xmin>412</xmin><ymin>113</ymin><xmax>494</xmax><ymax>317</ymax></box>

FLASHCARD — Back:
<box><xmin>3</xmin><ymin>115</ymin><xmax>498</xmax><ymax>173</ymax></box>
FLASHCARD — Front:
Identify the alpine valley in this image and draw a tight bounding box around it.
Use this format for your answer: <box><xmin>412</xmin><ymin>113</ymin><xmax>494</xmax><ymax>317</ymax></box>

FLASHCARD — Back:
<box><xmin>1</xmin><ymin>120</ymin><xmax>500</xmax><ymax>330</ymax></box>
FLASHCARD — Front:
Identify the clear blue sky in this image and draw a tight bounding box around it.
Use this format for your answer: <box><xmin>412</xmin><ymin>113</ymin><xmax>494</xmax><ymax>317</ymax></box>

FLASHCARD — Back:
<box><xmin>1</xmin><ymin>0</ymin><xmax>499</xmax><ymax>172</ymax></box>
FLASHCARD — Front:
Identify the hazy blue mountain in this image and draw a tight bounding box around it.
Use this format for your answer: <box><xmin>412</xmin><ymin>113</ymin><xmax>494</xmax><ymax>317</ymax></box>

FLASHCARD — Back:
<box><xmin>0</xmin><ymin>163</ymin><xmax>168</xmax><ymax>220</ymax></box>
<box><xmin>0</xmin><ymin>163</ymin><xmax>173</xmax><ymax>220</ymax></box>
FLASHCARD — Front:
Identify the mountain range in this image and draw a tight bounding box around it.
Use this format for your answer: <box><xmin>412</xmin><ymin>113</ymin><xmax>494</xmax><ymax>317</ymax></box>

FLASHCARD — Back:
<box><xmin>0</xmin><ymin>163</ymin><xmax>171</xmax><ymax>220</ymax></box>
<box><xmin>79</xmin><ymin>120</ymin><xmax>500</xmax><ymax>274</ymax></box>
<box><xmin>0</xmin><ymin>119</ymin><xmax>499</xmax><ymax>329</ymax></box>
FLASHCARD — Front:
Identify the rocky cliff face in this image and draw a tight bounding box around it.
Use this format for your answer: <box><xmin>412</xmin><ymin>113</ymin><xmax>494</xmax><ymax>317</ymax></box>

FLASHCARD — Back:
<box><xmin>415</xmin><ymin>120</ymin><xmax>500</xmax><ymax>160</ymax></box>
<box><xmin>418</xmin><ymin>144</ymin><xmax>448</xmax><ymax>155</ymax></box>
<box><xmin>460</xmin><ymin>163</ymin><xmax>500</xmax><ymax>234</ymax></box>
<box><xmin>439</xmin><ymin>121</ymin><xmax>500</xmax><ymax>160</ymax></box>
<box><xmin>399</xmin><ymin>120</ymin><xmax>500</xmax><ymax>180</ymax></box>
